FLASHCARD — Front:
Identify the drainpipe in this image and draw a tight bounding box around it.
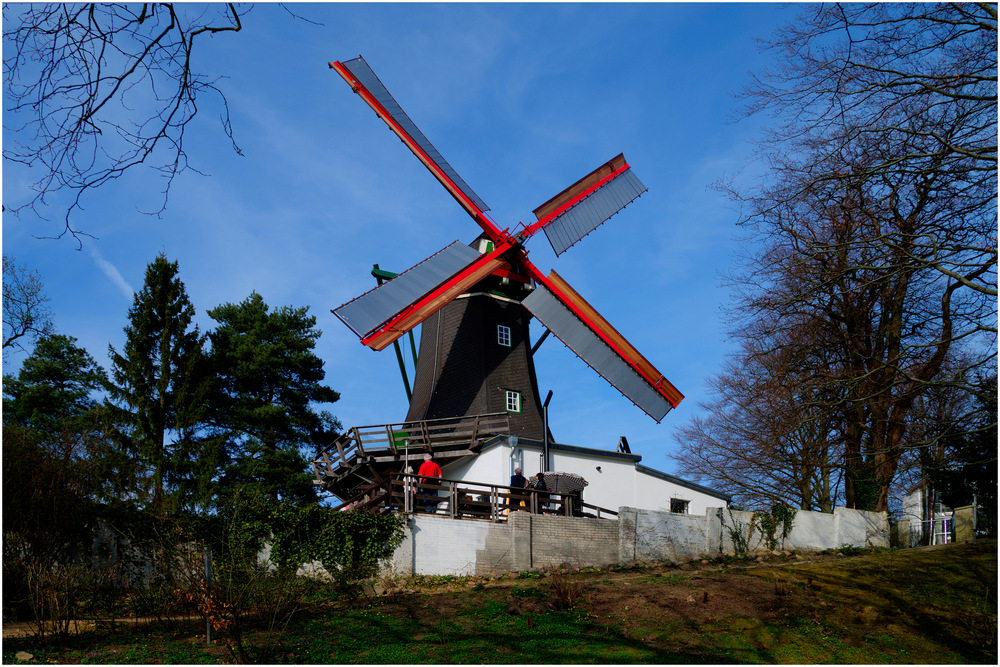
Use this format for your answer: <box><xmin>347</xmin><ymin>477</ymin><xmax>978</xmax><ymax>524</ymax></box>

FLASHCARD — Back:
<box><xmin>542</xmin><ymin>390</ymin><xmax>553</xmax><ymax>471</ymax></box>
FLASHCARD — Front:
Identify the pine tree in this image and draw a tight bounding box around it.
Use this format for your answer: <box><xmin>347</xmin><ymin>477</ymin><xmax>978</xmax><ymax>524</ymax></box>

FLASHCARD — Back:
<box><xmin>107</xmin><ymin>253</ymin><xmax>212</xmax><ymax>511</ymax></box>
<box><xmin>3</xmin><ymin>333</ymin><xmax>106</xmax><ymax>440</ymax></box>
<box><xmin>207</xmin><ymin>292</ymin><xmax>340</xmax><ymax>505</ymax></box>
<box><xmin>3</xmin><ymin>334</ymin><xmax>111</xmax><ymax>560</ymax></box>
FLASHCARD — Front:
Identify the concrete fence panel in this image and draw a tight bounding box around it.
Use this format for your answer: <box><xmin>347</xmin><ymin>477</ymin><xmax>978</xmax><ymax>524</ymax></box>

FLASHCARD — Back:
<box><xmin>835</xmin><ymin>506</ymin><xmax>890</xmax><ymax>549</ymax></box>
<box><xmin>620</xmin><ymin>508</ymin><xmax>717</xmax><ymax>562</ymax></box>
<box><xmin>784</xmin><ymin>508</ymin><xmax>840</xmax><ymax>551</ymax></box>
<box><xmin>953</xmin><ymin>506</ymin><xmax>975</xmax><ymax>543</ymax></box>
<box><xmin>715</xmin><ymin>506</ymin><xmax>888</xmax><ymax>556</ymax></box>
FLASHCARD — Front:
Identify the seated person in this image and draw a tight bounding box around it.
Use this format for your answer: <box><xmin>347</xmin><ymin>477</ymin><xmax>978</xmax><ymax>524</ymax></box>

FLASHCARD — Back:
<box><xmin>529</xmin><ymin>472</ymin><xmax>550</xmax><ymax>512</ymax></box>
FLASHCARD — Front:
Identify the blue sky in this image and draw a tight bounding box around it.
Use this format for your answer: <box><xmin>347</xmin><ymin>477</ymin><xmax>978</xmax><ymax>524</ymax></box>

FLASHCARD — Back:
<box><xmin>3</xmin><ymin>3</ymin><xmax>795</xmax><ymax>477</ymax></box>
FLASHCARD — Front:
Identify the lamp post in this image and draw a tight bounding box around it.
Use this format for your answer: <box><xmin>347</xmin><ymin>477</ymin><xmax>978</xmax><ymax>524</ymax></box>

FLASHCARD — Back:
<box><xmin>542</xmin><ymin>390</ymin><xmax>553</xmax><ymax>471</ymax></box>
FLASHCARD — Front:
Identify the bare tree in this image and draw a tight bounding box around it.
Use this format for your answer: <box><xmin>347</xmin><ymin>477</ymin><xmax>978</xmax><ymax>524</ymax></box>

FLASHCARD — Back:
<box><xmin>3</xmin><ymin>3</ymin><xmax>245</xmax><ymax>243</ymax></box>
<box><xmin>680</xmin><ymin>4</ymin><xmax>997</xmax><ymax>512</ymax></box>
<box><xmin>672</xmin><ymin>331</ymin><xmax>842</xmax><ymax>512</ymax></box>
<box><xmin>2</xmin><ymin>256</ymin><xmax>55</xmax><ymax>353</ymax></box>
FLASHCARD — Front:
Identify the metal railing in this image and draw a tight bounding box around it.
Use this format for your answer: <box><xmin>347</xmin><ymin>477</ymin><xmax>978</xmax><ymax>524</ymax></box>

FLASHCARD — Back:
<box><xmin>332</xmin><ymin>473</ymin><xmax>618</xmax><ymax>522</ymax></box>
<box><xmin>909</xmin><ymin>517</ymin><xmax>954</xmax><ymax>547</ymax></box>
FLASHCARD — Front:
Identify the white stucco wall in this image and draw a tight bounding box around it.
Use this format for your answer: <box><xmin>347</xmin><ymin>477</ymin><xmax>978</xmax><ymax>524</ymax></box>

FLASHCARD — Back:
<box><xmin>632</xmin><ymin>468</ymin><xmax>723</xmax><ymax>516</ymax></box>
<box><xmin>436</xmin><ymin>436</ymin><xmax>728</xmax><ymax>515</ymax></box>
<box><xmin>442</xmin><ymin>439</ymin><xmax>526</xmax><ymax>488</ymax></box>
<box><xmin>388</xmin><ymin>514</ymin><xmax>496</xmax><ymax>576</ymax></box>
<box><xmin>719</xmin><ymin>506</ymin><xmax>889</xmax><ymax>552</ymax></box>
<box><xmin>547</xmin><ymin>447</ymin><xmax>636</xmax><ymax>509</ymax></box>
<box><xmin>900</xmin><ymin>486</ymin><xmax>924</xmax><ymax>522</ymax></box>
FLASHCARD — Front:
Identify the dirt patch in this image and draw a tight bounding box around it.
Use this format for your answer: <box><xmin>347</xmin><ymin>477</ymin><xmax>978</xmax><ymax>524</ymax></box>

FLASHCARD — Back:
<box><xmin>383</xmin><ymin>556</ymin><xmax>847</xmax><ymax>644</ymax></box>
<box><xmin>2</xmin><ymin>615</ymin><xmax>203</xmax><ymax>639</ymax></box>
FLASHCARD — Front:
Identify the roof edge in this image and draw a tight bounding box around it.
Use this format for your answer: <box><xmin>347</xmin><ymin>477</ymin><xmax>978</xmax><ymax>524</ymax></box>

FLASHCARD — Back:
<box><xmin>481</xmin><ymin>434</ymin><xmax>642</xmax><ymax>463</ymax></box>
<box><xmin>635</xmin><ymin>463</ymin><xmax>732</xmax><ymax>503</ymax></box>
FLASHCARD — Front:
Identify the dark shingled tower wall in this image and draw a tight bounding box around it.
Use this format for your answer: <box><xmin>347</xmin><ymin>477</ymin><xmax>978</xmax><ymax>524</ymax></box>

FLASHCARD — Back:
<box><xmin>405</xmin><ymin>291</ymin><xmax>546</xmax><ymax>440</ymax></box>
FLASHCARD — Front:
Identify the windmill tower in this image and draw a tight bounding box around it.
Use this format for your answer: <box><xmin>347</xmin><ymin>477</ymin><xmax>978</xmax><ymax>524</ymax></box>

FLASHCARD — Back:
<box><xmin>402</xmin><ymin>235</ymin><xmax>547</xmax><ymax>439</ymax></box>
<box><xmin>331</xmin><ymin>56</ymin><xmax>685</xmax><ymax>444</ymax></box>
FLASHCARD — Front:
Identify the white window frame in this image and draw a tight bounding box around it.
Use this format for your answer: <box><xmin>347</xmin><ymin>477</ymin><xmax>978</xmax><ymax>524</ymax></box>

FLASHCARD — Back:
<box><xmin>497</xmin><ymin>324</ymin><xmax>511</xmax><ymax>347</ymax></box>
<box><xmin>505</xmin><ymin>390</ymin><xmax>522</xmax><ymax>413</ymax></box>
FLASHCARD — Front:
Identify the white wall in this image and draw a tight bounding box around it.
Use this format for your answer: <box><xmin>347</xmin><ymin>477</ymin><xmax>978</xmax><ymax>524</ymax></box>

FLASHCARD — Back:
<box><xmin>548</xmin><ymin>447</ymin><xmax>636</xmax><ymax>509</ymax></box>
<box><xmin>900</xmin><ymin>486</ymin><xmax>923</xmax><ymax>522</ymax></box>
<box><xmin>388</xmin><ymin>514</ymin><xmax>497</xmax><ymax>576</ymax></box>
<box><xmin>633</xmin><ymin>469</ymin><xmax>722</xmax><ymax>516</ymax></box>
<box><xmin>718</xmin><ymin>506</ymin><xmax>889</xmax><ymax>553</ymax></box>
<box><xmin>442</xmin><ymin>441</ymin><xmax>520</xmax><ymax>488</ymax></box>
<box><xmin>440</xmin><ymin>437</ymin><xmax>728</xmax><ymax>515</ymax></box>
<box><xmin>383</xmin><ymin>505</ymin><xmax>892</xmax><ymax>577</ymax></box>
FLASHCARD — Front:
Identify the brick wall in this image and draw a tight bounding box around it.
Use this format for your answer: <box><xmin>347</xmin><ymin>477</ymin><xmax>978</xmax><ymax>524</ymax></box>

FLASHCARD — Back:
<box><xmin>516</xmin><ymin>512</ymin><xmax>619</xmax><ymax>570</ymax></box>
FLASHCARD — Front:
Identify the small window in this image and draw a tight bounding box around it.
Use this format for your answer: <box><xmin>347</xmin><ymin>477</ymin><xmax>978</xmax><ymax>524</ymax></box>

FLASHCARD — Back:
<box><xmin>505</xmin><ymin>390</ymin><xmax>521</xmax><ymax>413</ymax></box>
<box><xmin>670</xmin><ymin>499</ymin><xmax>689</xmax><ymax>514</ymax></box>
<box><xmin>497</xmin><ymin>325</ymin><xmax>511</xmax><ymax>347</ymax></box>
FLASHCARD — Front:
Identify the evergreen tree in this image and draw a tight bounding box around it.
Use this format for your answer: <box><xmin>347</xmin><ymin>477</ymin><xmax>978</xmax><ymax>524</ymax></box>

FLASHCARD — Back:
<box><xmin>106</xmin><ymin>253</ymin><xmax>212</xmax><ymax>512</ymax></box>
<box><xmin>3</xmin><ymin>333</ymin><xmax>106</xmax><ymax>440</ymax></box>
<box><xmin>922</xmin><ymin>375</ymin><xmax>998</xmax><ymax>537</ymax></box>
<box><xmin>207</xmin><ymin>292</ymin><xmax>340</xmax><ymax>505</ymax></box>
<box><xmin>3</xmin><ymin>335</ymin><xmax>110</xmax><ymax>565</ymax></box>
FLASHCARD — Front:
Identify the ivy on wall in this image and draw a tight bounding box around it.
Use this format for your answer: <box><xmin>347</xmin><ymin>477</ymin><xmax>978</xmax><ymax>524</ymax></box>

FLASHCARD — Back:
<box><xmin>725</xmin><ymin>503</ymin><xmax>797</xmax><ymax>556</ymax></box>
<box><xmin>218</xmin><ymin>487</ymin><xmax>406</xmax><ymax>584</ymax></box>
<box><xmin>752</xmin><ymin>504</ymin><xmax>796</xmax><ymax>551</ymax></box>
<box><xmin>268</xmin><ymin>504</ymin><xmax>406</xmax><ymax>579</ymax></box>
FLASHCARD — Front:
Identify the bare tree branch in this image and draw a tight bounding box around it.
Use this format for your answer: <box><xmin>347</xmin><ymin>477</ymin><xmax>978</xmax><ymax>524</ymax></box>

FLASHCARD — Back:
<box><xmin>3</xmin><ymin>3</ymin><xmax>246</xmax><ymax>245</ymax></box>
<box><xmin>2</xmin><ymin>256</ymin><xmax>55</xmax><ymax>353</ymax></box>
<box><xmin>679</xmin><ymin>3</ymin><xmax>997</xmax><ymax>512</ymax></box>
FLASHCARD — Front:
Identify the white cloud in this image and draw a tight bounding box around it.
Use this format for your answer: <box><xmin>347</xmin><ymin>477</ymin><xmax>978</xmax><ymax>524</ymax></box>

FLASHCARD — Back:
<box><xmin>87</xmin><ymin>245</ymin><xmax>134</xmax><ymax>299</ymax></box>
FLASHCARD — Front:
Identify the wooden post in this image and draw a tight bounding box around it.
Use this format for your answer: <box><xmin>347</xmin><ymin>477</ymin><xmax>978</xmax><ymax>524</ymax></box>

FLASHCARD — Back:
<box><xmin>204</xmin><ymin>546</ymin><xmax>212</xmax><ymax>645</ymax></box>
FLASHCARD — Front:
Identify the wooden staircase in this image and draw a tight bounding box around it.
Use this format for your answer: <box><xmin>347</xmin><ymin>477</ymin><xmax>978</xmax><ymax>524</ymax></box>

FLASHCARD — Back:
<box><xmin>312</xmin><ymin>413</ymin><xmax>510</xmax><ymax>500</ymax></box>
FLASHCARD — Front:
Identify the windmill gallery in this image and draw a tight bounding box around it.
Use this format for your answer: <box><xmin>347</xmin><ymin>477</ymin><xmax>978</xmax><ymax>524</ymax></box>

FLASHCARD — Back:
<box><xmin>311</xmin><ymin>56</ymin><xmax>730</xmax><ymax>530</ymax></box>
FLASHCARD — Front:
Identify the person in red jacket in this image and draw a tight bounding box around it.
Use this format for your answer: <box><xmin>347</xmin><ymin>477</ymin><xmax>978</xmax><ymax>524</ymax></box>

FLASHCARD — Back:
<box><xmin>416</xmin><ymin>454</ymin><xmax>443</xmax><ymax>511</ymax></box>
<box><xmin>418</xmin><ymin>453</ymin><xmax>443</xmax><ymax>481</ymax></box>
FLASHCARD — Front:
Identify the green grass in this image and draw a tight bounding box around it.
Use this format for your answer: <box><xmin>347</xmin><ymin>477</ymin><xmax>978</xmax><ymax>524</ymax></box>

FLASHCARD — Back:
<box><xmin>3</xmin><ymin>541</ymin><xmax>995</xmax><ymax>664</ymax></box>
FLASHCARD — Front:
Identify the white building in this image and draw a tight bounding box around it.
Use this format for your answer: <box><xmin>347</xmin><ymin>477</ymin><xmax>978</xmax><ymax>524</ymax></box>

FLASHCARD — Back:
<box><xmin>439</xmin><ymin>434</ymin><xmax>730</xmax><ymax>515</ymax></box>
<box><xmin>900</xmin><ymin>481</ymin><xmax>953</xmax><ymax>546</ymax></box>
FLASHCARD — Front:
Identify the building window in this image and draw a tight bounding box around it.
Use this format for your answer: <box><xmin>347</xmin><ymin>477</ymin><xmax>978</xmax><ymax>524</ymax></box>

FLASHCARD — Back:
<box><xmin>505</xmin><ymin>390</ymin><xmax>521</xmax><ymax>413</ymax></box>
<box><xmin>670</xmin><ymin>498</ymin><xmax>689</xmax><ymax>514</ymax></box>
<box><xmin>498</xmin><ymin>325</ymin><xmax>511</xmax><ymax>347</ymax></box>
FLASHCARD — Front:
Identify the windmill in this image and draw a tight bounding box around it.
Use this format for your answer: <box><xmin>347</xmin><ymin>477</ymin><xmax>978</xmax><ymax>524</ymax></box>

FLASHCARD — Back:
<box><xmin>330</xmin><ymin>56</ymin><xmax>684</xmax><ymax>442</ymax></box>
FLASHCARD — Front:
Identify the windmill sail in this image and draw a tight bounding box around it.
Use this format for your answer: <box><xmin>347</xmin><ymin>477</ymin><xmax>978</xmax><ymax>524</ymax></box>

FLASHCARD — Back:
<box><xmin>523</xmin><ymin>271</ymin><xmax>683</xmax><ymax>421</ymax></box>
<box><xmin>332</xmin><ymin>57</ymin><xmax>491</xmax><ymax>219</ymax></box>
<box><xmin>531</xmin><ymin>154</ymin><xmax>647</xmax><ymax>256</ymax></box>
<box><xmin>334</xmin><ymin>241</ymin><xmax>514</xmax><ymax>351</ymax></box>
<box><xmin>334</xmin><ymin>242</ymin><xmax>481</xmax><ymax>340</ymax></box>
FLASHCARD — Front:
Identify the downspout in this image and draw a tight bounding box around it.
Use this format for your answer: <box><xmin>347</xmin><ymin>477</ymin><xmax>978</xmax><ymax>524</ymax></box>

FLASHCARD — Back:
<box><xmin>542</xmin><ymin>390</ymin><xmax>553</xmax><ymax>471</ymax></box>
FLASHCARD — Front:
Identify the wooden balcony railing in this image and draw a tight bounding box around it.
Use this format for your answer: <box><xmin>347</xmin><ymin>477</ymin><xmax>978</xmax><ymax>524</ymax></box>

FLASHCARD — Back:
<box><xmin>332</xmin><ymin>473</ymin><xmax>618</xmax><ymax>522</ymax></box>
